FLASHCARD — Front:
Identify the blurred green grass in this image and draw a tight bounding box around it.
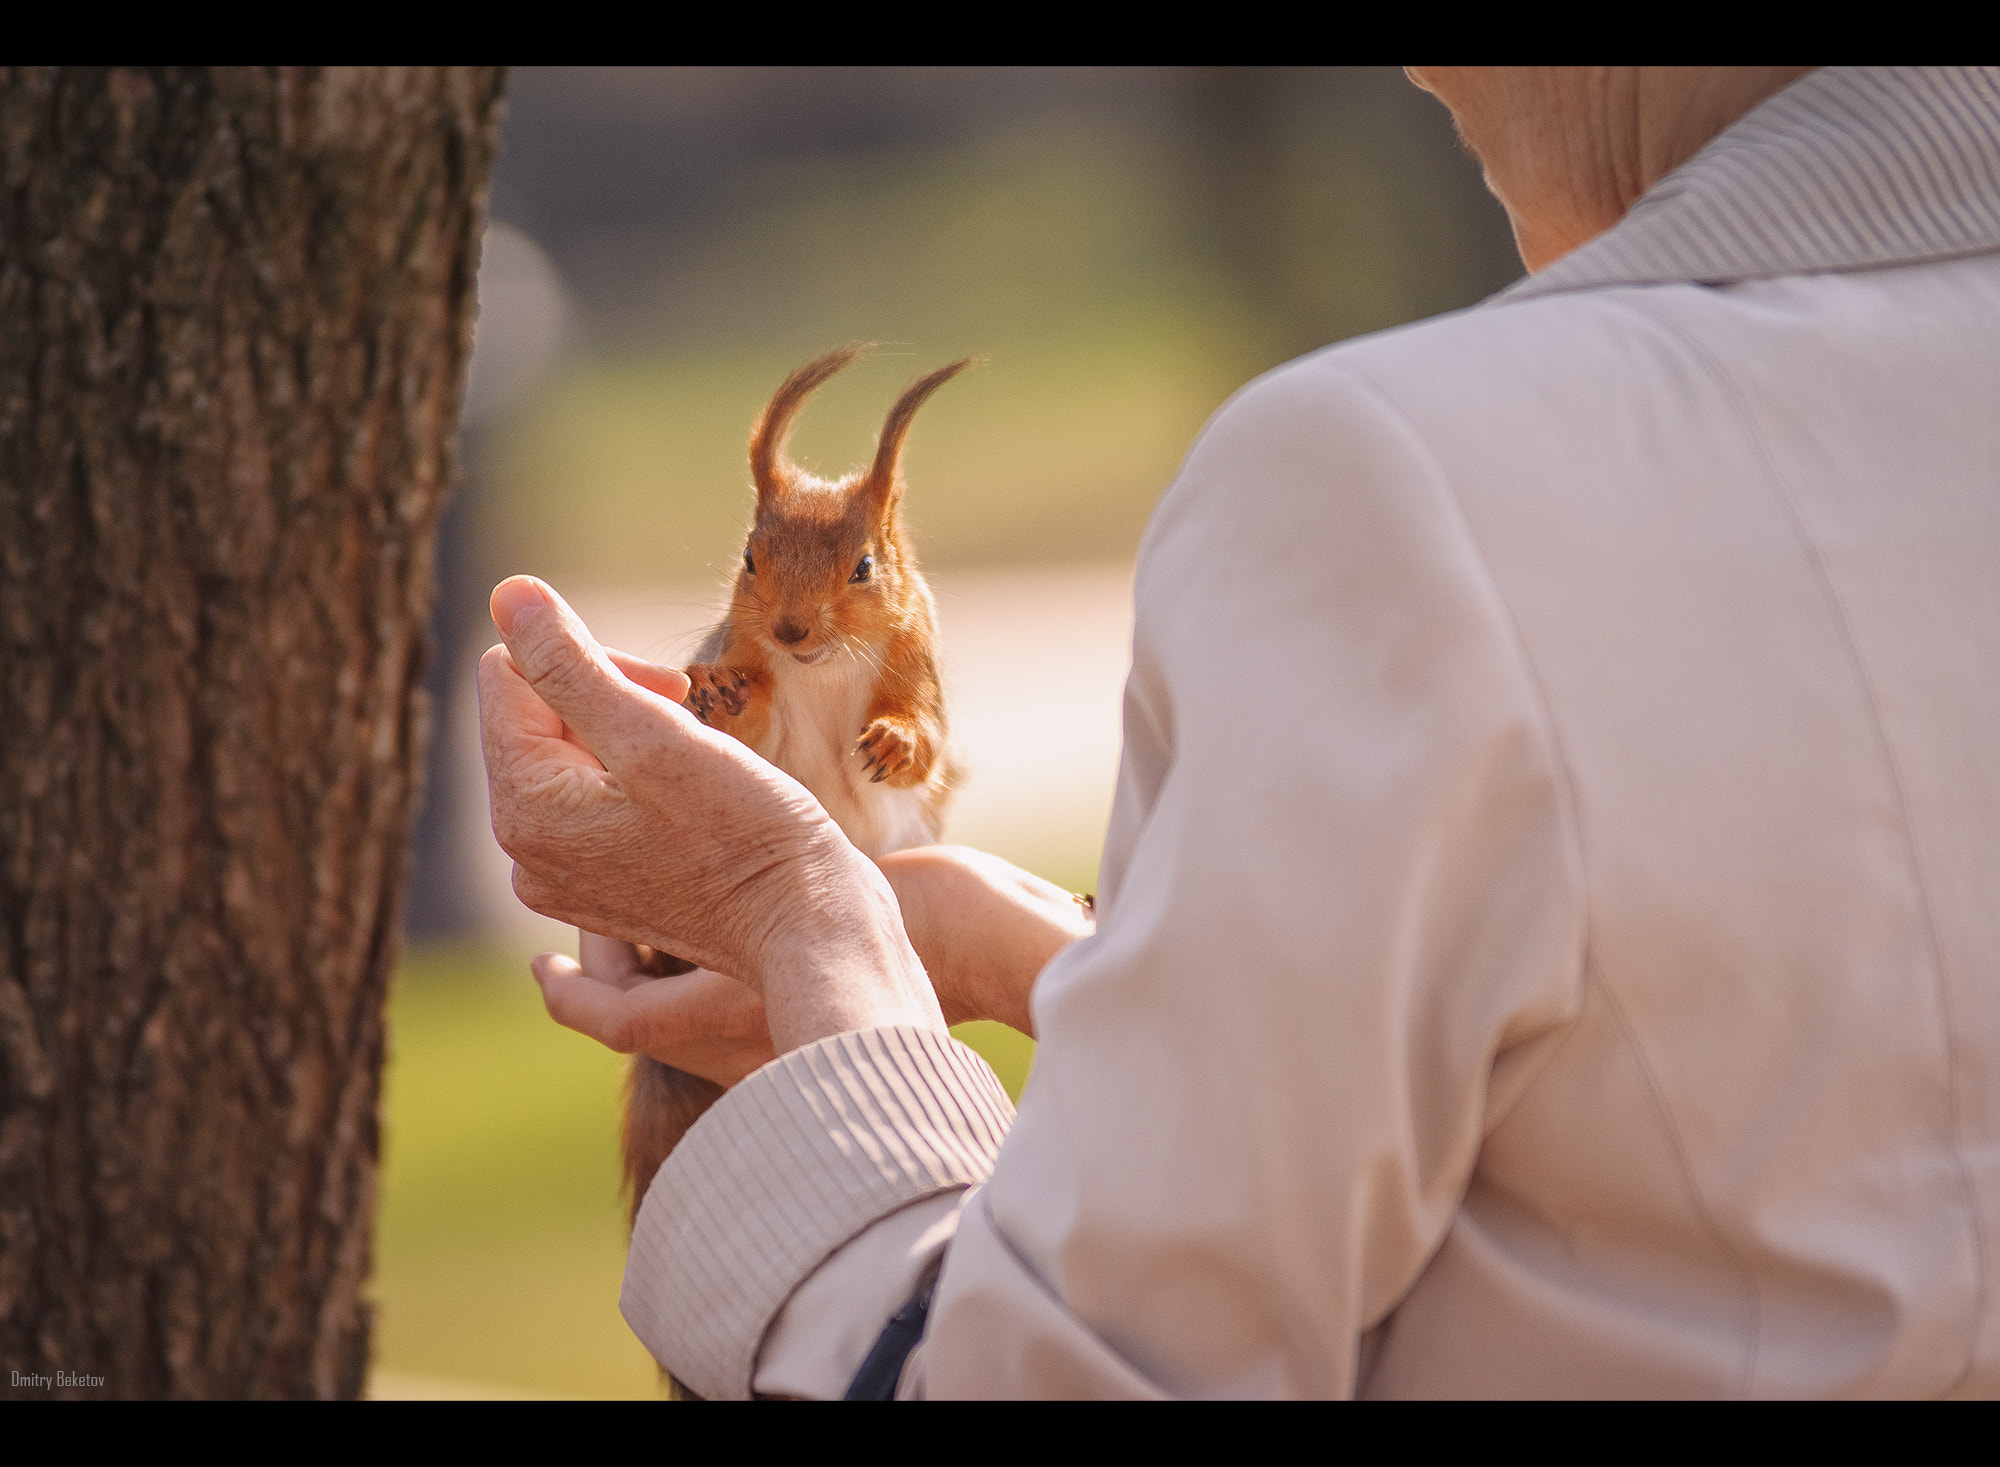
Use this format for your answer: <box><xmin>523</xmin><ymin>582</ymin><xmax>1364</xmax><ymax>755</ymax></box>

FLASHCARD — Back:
<box><xmin>370</xmin><ymin>945</ymin><xmax>1038</xmax><ymax>1398</ymax></box>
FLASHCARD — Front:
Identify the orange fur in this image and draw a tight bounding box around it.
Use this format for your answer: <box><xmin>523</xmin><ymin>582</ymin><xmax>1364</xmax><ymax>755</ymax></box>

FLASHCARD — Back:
<box><xmin>622</xmin><ymin>346</ymin><xmax>971</xmax><ymax>1234</ymax></box>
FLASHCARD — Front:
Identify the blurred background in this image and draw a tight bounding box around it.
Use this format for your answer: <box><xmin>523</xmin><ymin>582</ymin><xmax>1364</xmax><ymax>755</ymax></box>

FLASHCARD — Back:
<box><xmin>369</xmin><ymin>65</ymin><xmax>1521</xmax><ymax>1399</ymax></box>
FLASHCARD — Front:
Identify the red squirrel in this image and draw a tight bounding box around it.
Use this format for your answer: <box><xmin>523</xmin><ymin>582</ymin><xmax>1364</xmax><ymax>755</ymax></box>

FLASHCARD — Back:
<box><xmin>621</xmin><ymin>344</ymin><xmax>970</xmax><ymax>1220</ymax></box>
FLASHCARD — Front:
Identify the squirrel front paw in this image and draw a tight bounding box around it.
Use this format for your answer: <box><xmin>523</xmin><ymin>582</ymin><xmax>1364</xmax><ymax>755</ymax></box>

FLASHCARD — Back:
<box><xmin>856</xmin><ymin>717</ymin><xmax>921</xmax><ymax>784</ymax></box>
<box><xmin>684</xmin><ymin>664</ymin><xmax>754</xmax><ymax>723</ymax></box>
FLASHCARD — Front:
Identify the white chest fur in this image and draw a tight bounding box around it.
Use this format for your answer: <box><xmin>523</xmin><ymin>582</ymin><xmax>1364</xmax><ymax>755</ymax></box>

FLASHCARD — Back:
<box><xmin>752</xmin><ymin>649</ymin><xmax>934</xmax><ymax>860</ymax></box>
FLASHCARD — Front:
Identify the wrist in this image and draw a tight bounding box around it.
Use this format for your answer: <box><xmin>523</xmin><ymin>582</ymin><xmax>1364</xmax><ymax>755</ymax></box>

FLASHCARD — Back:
<box><xmin>761</xmin><ymin>940</ymin><xmax>942</xmax><ymax>1054</ymax></box>
<box><xmin>878</xmin><ymin>846</ymin><xmax>1092</xmax><ymax>1037</ymax></box>
<box><xmin>752</xmin><ymin>857</ymin><xmax>945</xmax><ymax>1054</ymax></box>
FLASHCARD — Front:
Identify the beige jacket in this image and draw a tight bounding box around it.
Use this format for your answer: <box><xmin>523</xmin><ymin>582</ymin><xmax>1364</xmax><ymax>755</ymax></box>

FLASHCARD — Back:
<box><xmin>623</xmin><ymin>67</ymin><xmax>2000</xmax><ymax>1398</ymax></box>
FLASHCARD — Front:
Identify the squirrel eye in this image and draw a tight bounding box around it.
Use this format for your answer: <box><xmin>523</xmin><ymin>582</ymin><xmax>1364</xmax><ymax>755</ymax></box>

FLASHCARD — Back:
<box><xmin>743</xmin><ymin>548</ymin><xmax>756</xmax><ymax>574</ymax></box>
<box><xmin>850</xmin><ymin>554</ymin><xmax>873</xmax><ymax>584</ymax></box>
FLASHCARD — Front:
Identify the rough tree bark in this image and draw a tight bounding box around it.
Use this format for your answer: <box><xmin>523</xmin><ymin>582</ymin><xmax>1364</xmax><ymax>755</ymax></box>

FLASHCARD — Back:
<box><xmin>0</xmin><ymin>67</ymin><xmax>504</xmax><ymax>1399</ymax></box>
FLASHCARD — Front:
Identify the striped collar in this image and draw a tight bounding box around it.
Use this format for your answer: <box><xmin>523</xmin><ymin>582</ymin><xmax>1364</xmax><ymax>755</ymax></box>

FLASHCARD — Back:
<box><xmin>1503</xmin><ymin>67</ymin><xmax>2000</xmax><ymax>302</ymax></box>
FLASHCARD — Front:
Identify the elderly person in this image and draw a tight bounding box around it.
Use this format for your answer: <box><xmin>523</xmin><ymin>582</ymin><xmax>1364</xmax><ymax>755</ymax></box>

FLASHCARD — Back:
<box><xmin>479</xmin><ymin>67</ymin><xmax>2000</xmax><ymax>1396</ymax></box>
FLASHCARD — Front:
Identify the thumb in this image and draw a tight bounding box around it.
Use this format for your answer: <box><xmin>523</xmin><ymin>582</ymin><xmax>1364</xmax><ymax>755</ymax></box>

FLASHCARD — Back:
<box><xmin>532</xmin><ymin>951</ymin><xmax>639</xmax><ymax>1053</ymax></box>
<box><xmin>491</xmin><ymin>576</ymin><xmax>669</xmax><ymax>759</ymax></box>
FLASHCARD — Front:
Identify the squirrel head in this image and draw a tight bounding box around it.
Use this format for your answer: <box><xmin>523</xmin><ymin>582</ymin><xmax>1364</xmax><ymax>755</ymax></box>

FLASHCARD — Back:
<box><xmin>733</xmin><ymin>345</ymin><xmax>973</xmax><ymax>666</ymax></box>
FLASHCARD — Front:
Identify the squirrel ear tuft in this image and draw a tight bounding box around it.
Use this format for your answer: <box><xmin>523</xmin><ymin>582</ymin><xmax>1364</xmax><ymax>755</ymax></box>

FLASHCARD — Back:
<box><xmin>750</xmin><ymin>344</ymin><xmax>871</xmax><ymax>506</ymax></box>
<box><xmin>864</xmin><ymin>357</ymin><xmax>978</xmax><ymax>520</ymax></box>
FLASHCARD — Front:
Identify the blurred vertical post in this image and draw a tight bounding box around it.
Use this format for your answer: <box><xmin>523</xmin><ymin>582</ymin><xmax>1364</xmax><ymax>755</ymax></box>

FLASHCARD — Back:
<box><xmin>1180</xmin><ymin>67</ymin><xmax>1522</xmax><ymax>362</ymax></box>
<box><xmin>0</xmin><ymin>66</ymin><xmax>504</xmax><ymax>1398</ymax></box>
<box><xmin>404</xmin><ymin>221</ymin><xmax>573</xmax><ymax>941</ymax></box>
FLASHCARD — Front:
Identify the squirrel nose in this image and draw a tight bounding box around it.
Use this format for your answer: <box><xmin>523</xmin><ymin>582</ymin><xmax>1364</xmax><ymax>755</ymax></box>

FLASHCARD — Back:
<box><xmin>772</xmin><ymin>618</ymin><xmax>809</xmax><ymax>645</ymax></box>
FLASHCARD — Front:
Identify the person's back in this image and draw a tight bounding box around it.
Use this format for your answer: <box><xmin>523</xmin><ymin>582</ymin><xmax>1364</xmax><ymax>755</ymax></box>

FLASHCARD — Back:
<box><xmin>1301</xmin><ymin>248</ymin><xmax>2000</xmax><ymax>1397</ymax></box>
<box><xmin>932</xmin><ymin>68</ymin><xmax>2000</xmax><ymax>1397</ymax></box>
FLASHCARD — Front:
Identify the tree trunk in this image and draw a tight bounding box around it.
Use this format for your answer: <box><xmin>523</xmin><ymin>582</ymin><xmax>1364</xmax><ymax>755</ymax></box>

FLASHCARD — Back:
<box><xmin>0</xmin><ymin>67</ymin><xmax>504</xmax><ymax>1400</ymax></box>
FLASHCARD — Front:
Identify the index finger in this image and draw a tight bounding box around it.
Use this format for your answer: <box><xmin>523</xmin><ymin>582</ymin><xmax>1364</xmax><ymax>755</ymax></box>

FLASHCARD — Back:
<box><xmin>607</xmin><ymin>647</ymin><xmax>692</xmax><ymax>705</ymax></box>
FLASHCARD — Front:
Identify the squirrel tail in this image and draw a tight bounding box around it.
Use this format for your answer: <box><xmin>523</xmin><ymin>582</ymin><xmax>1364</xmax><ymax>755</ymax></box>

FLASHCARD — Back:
<box><xmin>623</xmin><ymin>1057</ymin><xmax>725</xmax><ymax>1401</ymax></box>
<box><xmin>622</xmin><ymin>1055</ymin><xmax>726</xmax><ymax>1228</ymax></box>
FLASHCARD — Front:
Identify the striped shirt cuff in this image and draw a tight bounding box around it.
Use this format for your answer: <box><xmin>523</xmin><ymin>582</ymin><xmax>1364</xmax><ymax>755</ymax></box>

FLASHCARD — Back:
<box><xmin>620</xmin><ymin>1026</ymin><xmax>1016</xmax><ymax>1401</ymax></box>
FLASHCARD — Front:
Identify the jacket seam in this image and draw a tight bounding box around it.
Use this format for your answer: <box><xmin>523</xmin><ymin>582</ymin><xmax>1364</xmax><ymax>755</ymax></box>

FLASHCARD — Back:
<box><xmin>1616</xmin><ymin>292</ymin><xmax>1988</xmax><ymax>1397</ymax></box>
<box><xmin>1327</xmin><ymin>357</ymin><xmax>1765</xmax><ymax>1394</ymax></box>
<box><xmin>1323</xmin><ymin>363</ymin><xmax>1592</xmax><ymax>1121</ymax></box>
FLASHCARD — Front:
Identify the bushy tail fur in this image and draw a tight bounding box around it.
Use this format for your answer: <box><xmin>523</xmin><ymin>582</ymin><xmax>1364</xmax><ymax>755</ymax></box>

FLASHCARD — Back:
<box><xmin>623</xmin><ymin>1055</ymin><xmax>724</xmax><ymax>1401</ymax></box>
<box><xmin>622</xmin><ymin>1055</ymin><xmax>725</xmax><ymax>1226</ymax></box>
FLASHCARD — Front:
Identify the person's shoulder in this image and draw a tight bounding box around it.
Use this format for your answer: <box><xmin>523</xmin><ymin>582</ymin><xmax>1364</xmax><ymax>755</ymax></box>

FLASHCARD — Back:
<box><xmin>1232</xmin><ymin>287</ymin><xmax>1671</xmax><ymax>430</ymax></box>
<box><xmin>1135</xmin><ymin>285</ymin><xmax>1716</xmax><ymax>621</ymax></box>
<box><xmin>1178</xmin><ymin>282</ymin><xmax>1745</xmax><ymax>522</ymax></box>
<box><xmin>1154</xmin><ymin>292</ymin><xmax>1635</xmax><ymax>521</ymax></box>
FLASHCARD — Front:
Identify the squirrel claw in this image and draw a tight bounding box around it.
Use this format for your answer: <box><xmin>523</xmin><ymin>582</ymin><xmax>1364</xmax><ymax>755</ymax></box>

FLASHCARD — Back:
<box><xmin>685</xmin><ymin>663</ymin><xmax>753</xmax><ymax>723</ymax></box>
<box><xmin>856</xmin><ymin>717</ymin><xmax>919</xmax><ymax>784</ymax></box>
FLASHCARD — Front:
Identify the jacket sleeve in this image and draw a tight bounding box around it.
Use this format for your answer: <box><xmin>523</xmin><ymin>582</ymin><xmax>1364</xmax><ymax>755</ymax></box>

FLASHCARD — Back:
<box><xmin>627</xmin><ymin>353</ymin><xmax>1587</xmax><ymax>1398</ymax></box>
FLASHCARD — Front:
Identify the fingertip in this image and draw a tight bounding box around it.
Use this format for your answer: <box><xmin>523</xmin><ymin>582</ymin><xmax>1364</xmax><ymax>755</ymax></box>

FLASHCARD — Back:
<box><xmin>477</xmin><ymin>642</ymin><xmax>518</xmax><ymax>683</ymax></box>
<box><xmin>606</xmin><ymin>647</ymin><xmax>694</xmax><ymax>704</ymax></box>
<box><xmin>488</xmin><ymin>580</ymin><xmax>629</xmax><ymax>743</ymax></box>
<box><xmin>530</xmin><ymin>950</ymin><xmax>578</xmax><ymax>989</ymax></box>
<box><xmin>535</xmin><ymin>959</ymin><xmax>634</xmax><ymax>1052</ymax></box>
<box><xmin>530</xmin><ymin>953</ymin><xmax>589</xmax><ymax>1030</ymax></box>
<box><xmin>491</xmin><ymin>576</ymin><xmax>553</xmax><ymax>638</ymax></box>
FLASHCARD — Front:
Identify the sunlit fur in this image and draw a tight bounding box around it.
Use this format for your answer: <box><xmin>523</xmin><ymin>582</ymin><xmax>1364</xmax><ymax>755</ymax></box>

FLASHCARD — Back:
<box><xmin>624</xmin><ymin>347</ymin><xmax>970</xmax><ymax>1261</ymax></box>
<box><xmin>685</xmin><ymin>344</ymin><xmax>966</xmax><ymax>851</ymax></box>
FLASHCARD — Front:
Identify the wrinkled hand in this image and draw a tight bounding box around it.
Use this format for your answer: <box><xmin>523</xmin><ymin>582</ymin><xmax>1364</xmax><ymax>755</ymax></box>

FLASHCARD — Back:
<box><xmin>877</xmin><ymin>846</ymin><xmax>1096</xmax><ymax>1038</ymax></box>
<box><xmin>479</xmin><ymin>576</ymin><xmax>942</xmax><ymax>1054</ymax></box>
